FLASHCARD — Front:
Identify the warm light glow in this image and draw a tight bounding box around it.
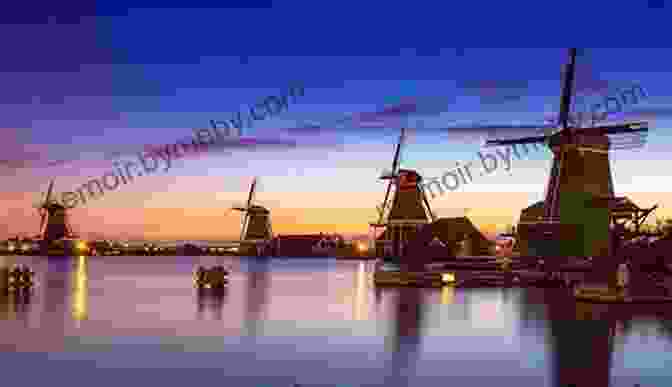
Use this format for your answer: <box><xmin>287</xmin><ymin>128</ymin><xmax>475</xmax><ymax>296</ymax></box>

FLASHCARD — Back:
<box><xmin>8</xmin><ymin>244</ymin><xmax>15</xmax><ymax>251</ymax></box>
<box><xmin>353</xmin><ymin>261</ymin><xmax>369</xmax><ymax>320</ymax></box>
<box><xmin>442</xmin><ymin>273</ymin><xmax>456</xmax><ymax>283</ymax></box>
<box><xmin>76</xmin><ymin>241</ymin><xmax>87</xmax><ymax>250</ymax></box>
<box><xmin>71</xmin><ymin>256</ymin><xmax>88</xmax><ymax>323</ymax></box>
<box><xmin>357</xmin><ymin>242</ymin><xmax>367</xmax><ymax>252</ymax></box>
<box><xmin>441</xmin><ymin>285</ymin><xmax>455</xmax><ymax>305</ymax></box>
<box><xmin>20</xmin><ymin>244</ymin><xmax>30</xmax><ymax>251</ymax></box>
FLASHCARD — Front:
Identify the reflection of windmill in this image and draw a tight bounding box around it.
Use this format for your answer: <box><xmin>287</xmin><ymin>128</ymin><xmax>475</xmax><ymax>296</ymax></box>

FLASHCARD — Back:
<box><xmin>486</xmin><ymin>48</ymin><xmax>650</xmax><ymax>258</ymax></box>
<box><xmin>383</xmin><ymin>287</ymin><xmax>425</xmax><ymax>386</ymax></box>
<box><xmin>518</xmin><ymin>289</ymin><xmax>617</xmax><ymax>387</ymax></box>
<box><xmin>370</xmin><ymin>127</ymin><xmax>435</xmax><ymax>262</ymax></box>
<box><xmin>243</xmin><ymin>257</ymin><xmax>270</xmax><ymax>337</ymax></box>
<box><xmin>232</xmin><ymin>177</ymin><xmax>273</xmax><ymax>256</ymax></box>
<box><xmin>34</xmin><ymin>180</ymin><xmax>87</xmax><ymax>255</ymax></box>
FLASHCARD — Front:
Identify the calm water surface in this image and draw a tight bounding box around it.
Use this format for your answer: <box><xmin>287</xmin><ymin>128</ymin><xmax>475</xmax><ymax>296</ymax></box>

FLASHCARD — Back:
<box><xmin>0</xmin><ymin>255</ymin><xmax>671</xmax><ymax>387</ymax></box>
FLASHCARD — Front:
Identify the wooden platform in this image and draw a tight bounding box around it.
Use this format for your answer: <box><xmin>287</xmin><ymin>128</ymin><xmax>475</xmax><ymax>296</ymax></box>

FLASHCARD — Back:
<box><xmin>574</xmin><ymin>287</ymin><xmax>672</xmax><ymax>304</ymax></box>
<box><xmin>373</xmin><ymin>268</ymin><xmax>574</xmax><ymax>289</ymax></box>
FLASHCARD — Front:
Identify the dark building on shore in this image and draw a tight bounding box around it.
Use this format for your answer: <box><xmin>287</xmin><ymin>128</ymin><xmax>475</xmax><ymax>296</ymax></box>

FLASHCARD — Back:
<box><xmin>376</xmin><ymin>216</ymin><xmax>493</xmax><ymax>261</ymax></box>
<box><xmin>274</xmin><ymin>233</ymin><xmax>342</xmax><ymax>257</ymax></box>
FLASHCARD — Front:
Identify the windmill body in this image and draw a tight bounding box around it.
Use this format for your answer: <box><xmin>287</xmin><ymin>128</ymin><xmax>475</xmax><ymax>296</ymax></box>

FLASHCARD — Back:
<box><xmin>487</xmin><ymin>48</ymin><xmax>650</xmax><ymax>259</ymax></box>
<box><xmin>370</xmin><ymin>128</ymin><xmax>435</xmax><ymax>263</ymax></box>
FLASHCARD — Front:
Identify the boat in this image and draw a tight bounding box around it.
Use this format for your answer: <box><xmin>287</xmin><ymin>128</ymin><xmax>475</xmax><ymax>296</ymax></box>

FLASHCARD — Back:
<box><xmin>193</xmin><ymin>265</ymin><xmax>230</xmax><ymax>288</ymax></box>
<box><xmin>3</xmin><ymin>265</ymin><xmax>35</xmax><ymax>292</ymax></box>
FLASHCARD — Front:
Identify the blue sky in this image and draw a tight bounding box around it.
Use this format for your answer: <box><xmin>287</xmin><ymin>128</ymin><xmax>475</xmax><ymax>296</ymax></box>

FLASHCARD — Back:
<box><xmin>1</xmin><ymin>2</ymin><xmax>671</xmax><ymax>239</ymax></box>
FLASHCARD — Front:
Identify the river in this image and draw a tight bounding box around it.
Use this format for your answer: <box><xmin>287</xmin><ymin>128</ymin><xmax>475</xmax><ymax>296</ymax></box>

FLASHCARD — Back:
<box><xmin>0</xmin><ymin>255</ymin><xmax>670</xmax><ymax>387</ymax></box>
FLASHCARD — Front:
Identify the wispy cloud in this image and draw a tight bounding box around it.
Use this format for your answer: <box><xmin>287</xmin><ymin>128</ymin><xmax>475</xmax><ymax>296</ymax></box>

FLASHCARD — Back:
<box><xmin>285</xmin><ymin>97</ymin><xmax>451</xmax><ymax>136</ymax></box>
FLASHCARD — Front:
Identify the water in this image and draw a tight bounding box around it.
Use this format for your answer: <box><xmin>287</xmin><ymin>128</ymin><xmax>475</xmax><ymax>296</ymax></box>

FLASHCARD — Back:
<box><xmin>1</xmin><ymin>255</ymin><xmax>671</xmax><ymax>387</ymax></box>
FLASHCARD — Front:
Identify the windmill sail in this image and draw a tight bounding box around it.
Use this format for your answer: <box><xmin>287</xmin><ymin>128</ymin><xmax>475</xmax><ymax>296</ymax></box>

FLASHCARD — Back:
<box><xmin>377</xmin><ymin>128</ymin><xmax>406</xmax><ymax>225</ymax></box>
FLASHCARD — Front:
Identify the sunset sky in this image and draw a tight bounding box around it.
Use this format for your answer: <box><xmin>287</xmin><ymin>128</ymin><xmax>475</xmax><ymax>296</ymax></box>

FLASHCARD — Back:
<box><xmin>1</xmin><ymin>2</ymin><xmax>671</xmax><ymax>241</ymax></box>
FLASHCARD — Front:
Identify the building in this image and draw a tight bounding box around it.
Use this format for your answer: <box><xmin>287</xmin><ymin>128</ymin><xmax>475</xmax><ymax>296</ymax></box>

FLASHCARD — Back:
<box><xmin>378</xmin><ymin>217</ymin><xmax>493</xmax><ymax>262</ymax></box>
<box><xmin>274</xmin><ymin>233</ymin><xmax>340</xmax><ymax>257</ymax></box>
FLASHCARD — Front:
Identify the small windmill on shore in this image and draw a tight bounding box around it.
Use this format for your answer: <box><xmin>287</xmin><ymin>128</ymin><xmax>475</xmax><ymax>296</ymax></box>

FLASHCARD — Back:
<box><xmin>33</xmin><ymin>180</ymin><xmax>88</xmax><ymax>255</ymax></box>
<box><xmin>232</xmin><ymin>177</ymin><xmax>273</xmax><ymax>256</ymax></box>
<box><xmin>485</xmin><ymin>48</ymin><xmax>650</xmax><ymax>258</ymax></box>
<box><xmin>370</xmin><ymin>127</ymin><xmax>435</xmax><ymax>261</ymax></box>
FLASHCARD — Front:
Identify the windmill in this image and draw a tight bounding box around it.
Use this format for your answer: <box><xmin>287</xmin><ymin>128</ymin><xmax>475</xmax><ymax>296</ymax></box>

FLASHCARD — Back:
<box><xmin>485</xmin><ymin>48</ymin><xmax>650</xmax><ymax>258</ymax></box>
<box><xmin>370</xmin><ymin>127</ymin><xmax>435</xmax><ymax>262</ymax></box>
<box><xmin>34</xmin><ymin>180</ymin><xmax>88</xmax><ymax>255</ymax></box>
<box><xmin>232</xmin><ymin>177</ymin><xmax>273</xmax><ymax>256</ymax></box>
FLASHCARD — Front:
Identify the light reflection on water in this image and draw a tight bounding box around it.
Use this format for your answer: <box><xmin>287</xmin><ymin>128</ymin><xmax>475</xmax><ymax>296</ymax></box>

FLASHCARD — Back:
<box><xmin>0</xmin><ymin>256</ymin><xmax>670</xmax><ymax>386</ymax></box>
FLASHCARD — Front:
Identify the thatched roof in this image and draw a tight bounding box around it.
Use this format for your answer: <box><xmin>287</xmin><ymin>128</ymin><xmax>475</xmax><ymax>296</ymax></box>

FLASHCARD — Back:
<box><xmin>427</xmin><ymin>217</ymin><xmax>490</xmax><ymax>246</ymax></box>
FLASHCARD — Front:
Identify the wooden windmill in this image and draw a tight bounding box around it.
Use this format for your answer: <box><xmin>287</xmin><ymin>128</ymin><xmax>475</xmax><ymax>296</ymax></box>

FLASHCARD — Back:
<box><xmin>370</xmin><ymin>127</ymin><xmax>435</xmax><ymax>261</ymax></box>
<box><xmin>486</xmin><ymin>48</ymin><xmax>650</xmax><ymax>258</ymax></box>
<box><xmin>33</xmin><ymin>180</ymin><xmax>87</xmax><ymax>255</ymax></box>
<box><xmin>34</xmin><ymin>180</ymin><xmax>77</xmax><ymax>241</ymax></box>
<box><xmin>232</xmin><ymin>177</ymin><xmax>273</xmax><ymax>255</ymax></box>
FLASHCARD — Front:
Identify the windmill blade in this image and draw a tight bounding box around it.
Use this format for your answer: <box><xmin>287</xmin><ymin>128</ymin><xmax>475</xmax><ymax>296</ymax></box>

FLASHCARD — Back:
<box><xmin>439</xmin><ymin>123</ymin><xmax>557</xmax><ymax>140</ymax></box>
<box><xmin>377</xmin><ymin>128</ymin><xmax>406</xmax><ymax>224</ymax></box>
<box><xmin>380</xmin><ymin>168</ymin><xmax>395</xmax><ymax>179</ymax></box>
<box><xmin>378</xmin><ymin>181</ymin><xmax>393</xmax><ymax>225</ymax></box>
<box><xmin>486</xmin><ymin>126</ymin><xmax>648</xmax><ymax>149</ymax></box>
<box><xmin>231</xmin><ymin>202</ymin><xmax>247</xmax><ymax>211</ymax></box>
<box><xmin>39</xmin><ymin>211</ymin><xmax>47</xmax><ymax>236</ymax></box>
<box><xmin>419</xmin><ymin>185</ymin><xmax>435</xmax><ymax>221</ymax></box>
<box><xmin>485</xmin><ymin>135</ymin><xmax>548</xmax><ymax>147</ymax></box>
<box><xmin>246</xmin><ymin>177</ymin><xmax>257</xmax><ymax>209</ymax></box>
<box><xmin>44</xmin><ymin>180</ymin><xmax>55</xmax><ymax>205</ymax></box>
<box><xmin>572</xmin><ymin>122</ymin><xmax>648</xmax><ymax>137</ymax></box>
<box><xmin>558</xmin><ymin>48</ymin><xmax>578</xmax><ymax>130</ymax></box>
<box><xmin>390</xmin><ymin>127</ymin><xmax>406</xmax><ymax>174</ymax></box>
<box><xmin>240</xmin><ymin>212</ymin><xmax>250</xmax><ymax>241</ymax></box>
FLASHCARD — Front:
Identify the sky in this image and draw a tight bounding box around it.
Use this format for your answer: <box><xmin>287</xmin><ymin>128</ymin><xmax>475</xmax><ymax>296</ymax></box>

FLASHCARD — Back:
<box><xmin>1</xmin><ymin>2</ymin><xmax>671</xmax><ymax>241</ymax></box>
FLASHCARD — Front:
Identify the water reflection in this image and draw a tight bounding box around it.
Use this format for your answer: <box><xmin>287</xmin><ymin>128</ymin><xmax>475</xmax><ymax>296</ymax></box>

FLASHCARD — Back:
<box><xmin>0</xmin><ymin>256</ymin><xmax>670</xmax><ymax>384</ymax></box>
<box><xmin>0</xmin><ymin>256</ymin><xmax>33</xmax><ymax>321</ymax></box>
<box><xmin>195</xmin><ymin>287</ymin><xmax>227</xmax><ymax>320</ymax></box>
<box><xmin>244</xmin><ymin>257</ymin><xmax>270</xmax><ymax>336</ymax></box>
<box><xmin>44</xmin><ymin>257</ymin><xmax>71</xmax><ymax>318</ymax></box>
<box><xmin>440</xmin><ymin>285</ymin><xmax>454</xmax><ymax>305</ymax></box>
<box><xmin>71</xmin><ymin>256</ymin><xmax>88</xmax><ymax>324</ymax></box>
<box><xmin>353</xmin><ymin>261</ymin><xmax>371</xmax><ymax>320</ymax></box>
<box><xmin>517</xmin><ymin>287</ymin><xmax>672</xmax><ymax>387</ymax></box>
<box><xmin>384</xmin><ymin>286</ymin><xmax>426</xmax><ymax>386</ymax></box>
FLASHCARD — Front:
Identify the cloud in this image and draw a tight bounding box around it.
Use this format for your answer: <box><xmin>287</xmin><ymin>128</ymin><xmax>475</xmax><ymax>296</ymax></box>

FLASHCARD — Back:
<box><xmin>627</xmin><ymin>106</ymin><xmax>672</xmax><ymax>119</ymax></box>
<box><xmin>460</xmin><ymin>79</ymin><xmax>529</xmax><ymax>96</ymax></box>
